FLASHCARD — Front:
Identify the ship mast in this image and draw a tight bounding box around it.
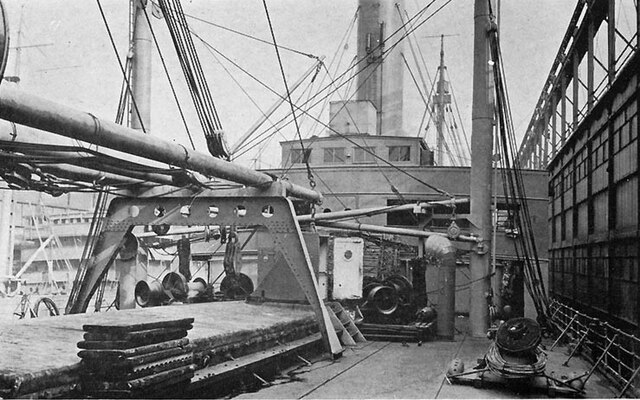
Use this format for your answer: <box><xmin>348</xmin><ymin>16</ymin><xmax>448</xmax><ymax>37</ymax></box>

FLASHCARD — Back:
<box><xmin>434</xmin><ymin>35</ymin><xmax>449</xmax><ymax>165</ymax></box>
<box><xmin>469</xmin><ymin>0</ymin><xmax>494</xmax><ymax>336</ymax></box>
<box><xmin>116</xmin><ymin>0</ymin><xmax>153</xmax><ymax>310</ymax></box>
<box><xmin>131</xmin><ymin>0</ymin><xmax>152</xmax><ymax>133</ymax></box>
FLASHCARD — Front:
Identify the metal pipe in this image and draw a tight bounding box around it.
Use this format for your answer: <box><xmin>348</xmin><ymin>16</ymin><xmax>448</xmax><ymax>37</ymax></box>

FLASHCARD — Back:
<box><xmin>0</xmin><ymin>124</ymin><xmax>194</xmax><ymax>187</ymax></box>
<box><xmin>550</xmin><ymin>314</ymin><xmax>578</xmax><ymax>350</ymax></box>
<box><xmin>562</xmin><ymin>327</ymin><xmax>590</xmax><ymax>366</ymax></box>
<box><xmin>39</xmin><ymin>163</ymin><xmax>168</xmax><ymax>187</ymax></box>
<box><xmin>468</xmin><ymin>0</ymin><xmax>493</xmax><ymax>337</ymax></box>
<box><xmin>0</xmin><ymin>85</ymin><xmax>322</xmax><ymax>202</ymax></box>
<box><xmin>314</xmin><ymin>220</ymin><xmax>479</xmax><ymax>242</ymax></box>
<box><xmin>297</xmin><ymin>198</ymin><xmax>469</xmax><ymax>223</ymax></box>
<box><xmin>424</xmin><ymin>235</ymin><xmax>456</xmax><ymax>339</ymax></box>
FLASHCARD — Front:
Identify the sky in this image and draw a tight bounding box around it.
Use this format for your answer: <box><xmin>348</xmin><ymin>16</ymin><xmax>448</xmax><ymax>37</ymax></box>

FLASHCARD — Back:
<box><xmin>3</xmin><ymin>0</ymin><xmax>578</xmax><ymax>170</ymax></box>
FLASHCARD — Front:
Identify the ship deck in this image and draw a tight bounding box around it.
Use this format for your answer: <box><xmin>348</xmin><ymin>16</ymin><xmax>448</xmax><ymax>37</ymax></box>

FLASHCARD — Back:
<box><xmin>0</xmin><ymin>301</ymin><xmax>317</xmax><ymax>398</ymax></box>
<box><xmin>236</xmin><ymin>320</ymin><xmax>618</xmax><ymax>399</ymax></box>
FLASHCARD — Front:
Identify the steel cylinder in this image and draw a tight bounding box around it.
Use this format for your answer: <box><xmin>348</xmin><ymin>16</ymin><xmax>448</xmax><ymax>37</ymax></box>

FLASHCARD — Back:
<box><xmin>424</xmin><ymin>235</ymin><xmax>456</xmax><ymax>340</ymax></box>
<box><xmin>134</xmin><ymin>280</ymin><xmax>167</xmax><ymax>307</ymax></box>
<box><xmin>187</xmin><ymin>277</ymin><xmax>207</xmax><ymax>299</ymax></box>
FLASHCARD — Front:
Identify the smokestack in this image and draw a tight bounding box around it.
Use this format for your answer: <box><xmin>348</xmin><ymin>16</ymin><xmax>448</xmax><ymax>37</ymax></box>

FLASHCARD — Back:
<box><xmin>355</xmin><ymin>0</ymin><xmax>404</xmax><ymax>136</ymax></box>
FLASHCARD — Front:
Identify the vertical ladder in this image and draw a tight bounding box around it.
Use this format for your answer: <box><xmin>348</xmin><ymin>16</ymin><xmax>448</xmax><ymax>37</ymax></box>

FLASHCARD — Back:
<box><xmin>325</xmin><ymin>302</ymin><xmax>366</xmax><ymax>345</ymax></box>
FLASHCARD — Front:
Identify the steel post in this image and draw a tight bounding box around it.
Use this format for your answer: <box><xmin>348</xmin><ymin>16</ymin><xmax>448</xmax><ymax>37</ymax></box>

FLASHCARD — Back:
<box><xmin>468</xmin><ymin>0</ymin><xmax>493</xmax><ymax>337</ymax></box>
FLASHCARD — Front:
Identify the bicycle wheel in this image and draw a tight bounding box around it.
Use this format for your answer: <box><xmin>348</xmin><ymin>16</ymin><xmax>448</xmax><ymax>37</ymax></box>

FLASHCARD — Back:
<box><xmin>33</xmin><ymin>297</ymin><xmax>60</xmax><ymax>317</ymax></box>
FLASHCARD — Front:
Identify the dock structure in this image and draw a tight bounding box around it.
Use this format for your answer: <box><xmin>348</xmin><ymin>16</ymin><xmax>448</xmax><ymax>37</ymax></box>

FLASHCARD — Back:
<box><xmin>0</xmin><ymin>301</ymin><xmax>320</xmax><ymax>398</ymax></box>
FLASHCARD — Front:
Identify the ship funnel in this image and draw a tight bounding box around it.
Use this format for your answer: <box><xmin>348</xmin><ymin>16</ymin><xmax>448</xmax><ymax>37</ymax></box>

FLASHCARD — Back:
<box><xmin>355</xmin><ymin>0</ymin><xmax>405</xmax><ymax>136</ymax></box>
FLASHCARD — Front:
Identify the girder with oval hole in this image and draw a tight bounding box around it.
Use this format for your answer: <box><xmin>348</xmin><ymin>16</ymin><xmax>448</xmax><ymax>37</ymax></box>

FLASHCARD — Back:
<box><xmin>66</xmin><ymin>195</ymin><xmax>342</xmax><ymax>356</ymax></box>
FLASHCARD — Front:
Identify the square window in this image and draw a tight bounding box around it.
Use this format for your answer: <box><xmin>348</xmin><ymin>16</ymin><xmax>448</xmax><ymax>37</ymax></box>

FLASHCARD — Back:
<box><xmin>323</xmin><ymin>147</ymin><xmax>346</xmax><ymax>163</ymax></box>
<box><xmin>389</xmin><ymin>146</ymin><xmax>411</xmax><ymax>162</ymax></box>
<box><xmin>354</xmin><ymin>147</ymin><xmax>376</xmax><ymax>163</ymax></box>
<box><xmin>290</xmin><ymin>148</ymin><xmax>311</xmax><ymax>164</ymax></box>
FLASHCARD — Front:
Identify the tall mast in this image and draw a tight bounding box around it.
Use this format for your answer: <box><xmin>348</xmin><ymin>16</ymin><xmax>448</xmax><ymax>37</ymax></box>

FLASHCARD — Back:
<box><xmin>435</xmin><ymin>35</ymin><xmax>448</xmax><ymax>165</ymax></box>
<box><xmin>130</xmin><ymin>0</ymin><xmax>152</xmax><ymax>133</ymax></box>
<box><xmin>117</xmin><ymin>0</ymin><xmax>153</xmax><ymax>309</ymax></box>
<box><xmin>469</xmin><ymin>0</ymin><xmax>494</xmax><ymax>336</ymax></box>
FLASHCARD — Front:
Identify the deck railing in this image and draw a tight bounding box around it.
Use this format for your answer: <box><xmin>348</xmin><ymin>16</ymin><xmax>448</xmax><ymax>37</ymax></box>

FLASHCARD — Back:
<box><xmin>549</xmin><ymin>299</ymin><xmax>640</xmax><ymax>398</ymax></box>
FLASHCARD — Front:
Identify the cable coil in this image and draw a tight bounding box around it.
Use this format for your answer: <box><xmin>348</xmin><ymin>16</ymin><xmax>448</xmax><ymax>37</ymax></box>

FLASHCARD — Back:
<box><xmin>485</xmin><ymin>341</ymin><xmax>547</xmax><ymax>378</ymax></box>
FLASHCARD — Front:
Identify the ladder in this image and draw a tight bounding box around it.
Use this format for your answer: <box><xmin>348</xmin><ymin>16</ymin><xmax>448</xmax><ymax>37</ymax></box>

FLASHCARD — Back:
<box><xmin>325</xmin><ymin>302</ymin><xmax>366</xmax><ymax>346</ymax></box>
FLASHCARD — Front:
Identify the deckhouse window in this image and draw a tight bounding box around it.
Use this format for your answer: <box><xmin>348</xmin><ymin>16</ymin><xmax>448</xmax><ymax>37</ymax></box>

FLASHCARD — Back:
<box><xmin>291</xmin><ymin>148</ymin><xmax>311</xmax><ymax>164</ymax></box>
<box><xmin>354</xmin><ymin>147</ymin><xmax>376</xmax><ymax>163</ymax></box>
<box><xmin>323</xmin><ymin>147</ymin><xmax>346</xmax><ymax>163</ymax></box>
<box><xmin>389</xmin><ymin>145</ymin><xmax>410</xmax><ymax>162</ymax></box>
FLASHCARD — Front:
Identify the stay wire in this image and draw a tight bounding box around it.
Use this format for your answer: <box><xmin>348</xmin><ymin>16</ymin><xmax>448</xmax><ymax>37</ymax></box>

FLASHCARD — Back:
<box><xmin>194</xmin><ymin>1</ymin><xmax>453</xmax><ymax>197</ymax></box>
<box><xmin>95</xmin><ymin>0</ymin><xmax>147</xmax><ymax>134</ymax></box>
<box><xmin>220</xmin><ymin>1</ymin><xmax>439</xmax><ymax>156</ymax></box>
<box><xmin>162</xmin><ymin>1</ymin><xmax>215</xmax><ymax>134</ymax></box>
<box><xmin>181</xmin><ymin>7</ymin><xmax>318</xmax><ymax>60</ymax></box>
<box><xmin>262</xmin><ymin>0</ymin><xmax>315</xmax><ymax>189</ymax></box>
<box><xmin>171</xmin><ymin>0</ymin><xmax>223</xmax><ymax>130</ymax></box>
<box><xmin>142</xmin><ymin>5</ymin><xmax>195</xmax><ymax>150</ymax></box>
<box><xmin>242</xmin><ymin>0</ymin><xmax>446</xmax><ymax>151</ymax></box>
<box><xmin>490</xmin><ymin>23</ymin><xmax>549</xmax><ymax>316</ymax></box>
<box><xmin>238</xmin><ymin>30</ymin><xmax>453</xmax><ymax>198</ymax></box>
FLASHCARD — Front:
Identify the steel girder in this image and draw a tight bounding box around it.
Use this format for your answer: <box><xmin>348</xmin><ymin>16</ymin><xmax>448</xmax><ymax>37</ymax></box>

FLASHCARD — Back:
<box><xmin>65</xmin><ymin>191</ymin><xmax>342</xmax><ymax>356</ymax></box>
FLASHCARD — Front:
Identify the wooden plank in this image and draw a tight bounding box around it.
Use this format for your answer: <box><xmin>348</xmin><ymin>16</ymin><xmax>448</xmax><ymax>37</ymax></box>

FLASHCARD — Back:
<box><xmin>82</xmin><ymin>317</ymin><xmax>194</xmax><ymax>333</ymax></box>
<box><xmin>0</xmin><ymin>301</ymin><xmax>315</xmax><ymax>395</ymax></box>
<box><xmin>78</xmin><ymin>330</ymin><xmax>188</xmax><ymax>349</ymax></box>
<box><xmin>77</xmin><ymin>338</ymin><xmax>190</xmax><ymax>360</ymax></box>
<box><xmin>82</xmin><ymin>326</ymin><xmax>192</xmax><ymax>342</ymax></box>
<box><xmin>80</xmin><ymin>346</ymin><xmax>190</xmax><ymax>369</ymax></box>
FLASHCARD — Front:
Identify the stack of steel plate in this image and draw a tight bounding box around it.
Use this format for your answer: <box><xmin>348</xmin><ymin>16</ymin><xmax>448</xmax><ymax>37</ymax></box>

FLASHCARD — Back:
<box><xmin>77</xmin><ymin>317</ymin><xmax>195</xmax><ymax>398</ymax></box>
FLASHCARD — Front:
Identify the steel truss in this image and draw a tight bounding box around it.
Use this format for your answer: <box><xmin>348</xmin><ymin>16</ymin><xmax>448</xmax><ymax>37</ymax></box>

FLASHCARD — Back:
<box><xmin>518</xmin><ymin>0</ymin><xmax>639</xmax><ymax>169</ymax></box>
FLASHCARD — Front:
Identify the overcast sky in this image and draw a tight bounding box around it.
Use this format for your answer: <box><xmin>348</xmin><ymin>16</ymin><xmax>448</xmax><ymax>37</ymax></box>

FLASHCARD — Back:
<box><xmin>4</xmin><ymin>0</ymin><xmax>578</xmax><ymax>169</ymax></box>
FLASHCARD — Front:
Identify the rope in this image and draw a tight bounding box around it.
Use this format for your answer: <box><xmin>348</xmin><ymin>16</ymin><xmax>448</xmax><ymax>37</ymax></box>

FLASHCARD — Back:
<box><xmin>485</xmin><ymin>342</ymin><xmax>547</xmax><ymax>378</ymax></box>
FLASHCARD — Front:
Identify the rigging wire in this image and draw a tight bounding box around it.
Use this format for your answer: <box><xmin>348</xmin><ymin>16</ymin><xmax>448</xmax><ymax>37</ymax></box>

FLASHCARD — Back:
<box><xmin>261</xmin><ymin>0</ymin><xmax>315</xmax><ymax>191</ymax></box>
<box><xmin>488</xmin><ymin>9</ymin><xmax>549</xmax><ymax>322</ymax></box>
<box><xmin>95</xmin><ymin>0</ymin><xmax>147</xmax><ymax>134</ymax></box>
<box><xmin>305</xmin><ymin>7</ymin><xmax>360</xmax><ymax>139</ymax></box>
<box><xmin>229</xmin><ymin>15</ymin><xmax>456</xmax><ymax>199</ymax></box>
<box><xmin>236</xmin><ymin>0</ymin><xmax>450</xmax><ymax>158</ymax></box>
<box><xmin>141</xmin><ymin>5</ymin><xmax>195</xmax><ymax>150</ymax></box>
<box><xmin>158</xmin><ymin>0</ymin><xmax>229</xmax><ymax>159</ymax></box>
<box><xmin>211</xmin><ymin>0</ymin><xmax>441</xmax><ymax>158</ymax></box>
<box><xmin>179</xmin><ymin>6</ymin><xmax>318</xmax><ymax>60</ymax></box>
